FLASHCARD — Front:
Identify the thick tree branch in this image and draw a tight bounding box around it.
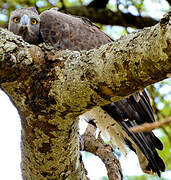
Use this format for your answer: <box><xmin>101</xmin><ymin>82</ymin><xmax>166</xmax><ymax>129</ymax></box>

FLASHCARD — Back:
<box><xmin>1</xmin><ymin>12</ymin><xmax>170</xmax><ymax>105</ymax></box>
<box><xmin>0</xmin><ymin>11</ymin><xmax>170</xmax><ymax>179</ymax></box>
<box><xmin>61</xmin><ymin>6</ymin><xmax>159</xmax><ymax>28</ymax></box>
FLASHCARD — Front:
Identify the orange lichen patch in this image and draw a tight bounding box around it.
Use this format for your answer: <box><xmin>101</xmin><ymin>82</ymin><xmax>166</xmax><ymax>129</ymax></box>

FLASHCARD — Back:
<box><xmin>166</xmin><ymin>73</ymin><xmax>171</xmax><ymax>78</ymax></box>
<box><xmin>101</xmin><ymin>86</ymin><xmax>115</xmax><ymax>97</ymax></box>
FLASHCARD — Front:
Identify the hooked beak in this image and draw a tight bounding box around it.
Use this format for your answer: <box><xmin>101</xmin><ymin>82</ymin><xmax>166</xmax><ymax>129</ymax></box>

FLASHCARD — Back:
<box><xmin>20</xmin><ymin>15</ymin><xmax>29</xmax><ymax>26</ymax></box>
<box><xmin>19</xmin><ymin>15</ymin><xmax>29</xmax><ymax>36</ymax></box>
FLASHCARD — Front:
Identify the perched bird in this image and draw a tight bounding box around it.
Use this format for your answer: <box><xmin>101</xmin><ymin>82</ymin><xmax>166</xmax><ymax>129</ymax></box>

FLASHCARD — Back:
<box><xmin>8</xmin><ymin>7</ymin><xmax>165</xmax><ymax>176</ymax></box>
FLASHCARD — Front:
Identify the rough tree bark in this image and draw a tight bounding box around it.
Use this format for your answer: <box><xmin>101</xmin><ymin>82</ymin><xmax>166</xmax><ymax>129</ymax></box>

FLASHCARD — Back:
<box><xmin>0</xmin><ymin>12</ymin><xmax>170</xmax><ymax>180</ymax></box>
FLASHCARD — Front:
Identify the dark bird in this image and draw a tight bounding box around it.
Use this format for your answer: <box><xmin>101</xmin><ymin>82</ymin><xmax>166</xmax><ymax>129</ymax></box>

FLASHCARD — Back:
<box><xmin>8</xmin><ymin>7</ymin><xmax>165</xmax><ymax>176</ymax></box>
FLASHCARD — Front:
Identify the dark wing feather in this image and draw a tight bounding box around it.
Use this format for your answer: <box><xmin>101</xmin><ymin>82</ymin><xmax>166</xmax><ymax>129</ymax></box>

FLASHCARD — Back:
<box><xmin>39</xmin><ymin>8</ymin><xmax>165</xmax><ymax>176</ymax></box>
<box><xmin>128</xmin><ymin>92</ymin><xmax>164</xmax><ymax>150</ymax></box>
<box><xmin>127</xmin><ymin>92</ymin><xmax>155</xmax><ymax>123</ymax></box>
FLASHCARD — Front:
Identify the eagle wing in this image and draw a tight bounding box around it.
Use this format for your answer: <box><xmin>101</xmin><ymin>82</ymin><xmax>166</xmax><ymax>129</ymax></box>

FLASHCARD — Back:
<box><xmin>39</xmin><ymin>8</ymin><xmax>112</xmax><ymax>51</ymax></box>
<box><xmin>102</xmin><ymin>91</ymin><xmax>165</xmax><ymax>176</ymax></box>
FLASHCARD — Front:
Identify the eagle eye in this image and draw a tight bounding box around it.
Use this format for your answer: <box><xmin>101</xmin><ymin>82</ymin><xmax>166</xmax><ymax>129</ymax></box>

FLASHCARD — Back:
<box><xmin>13</xmin><ymin>17</ymin><xmax>20</xmax><ymax>23</ymax></box>
<box><xmin>31</xmin><ymin>18</ymin><xmax>38</xmax><ymax>25</ymax></box>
